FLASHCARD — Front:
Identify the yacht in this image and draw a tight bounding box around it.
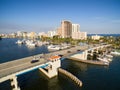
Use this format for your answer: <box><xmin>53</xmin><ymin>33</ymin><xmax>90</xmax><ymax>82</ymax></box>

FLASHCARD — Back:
<box><xmin>105</xmin><ymin>54</ymin><xmax>113</xmax><ymax>58</ymax></box>
<box><xmin>111</xmin><ymin>51</ymin><xmax>120</xmax><ymax>55</ymax></box>
<box><xmin>97</xmin><ymin>57</ymin><xmax>109</xmax><ymax>63</ymax></box>
<box><xmin>48</xmin><ymin>45</ymin><xmax>60</xmax><ymax>50</ymax></box>
<box><xmin>26</xmin><ymin>40</ymin><xmax>37</xmax><ymax>47</ymax></box>
<box><xmin>16</xmin><ymin>40</ymin><xmax>23</xmax><ymax>44</ymax></box>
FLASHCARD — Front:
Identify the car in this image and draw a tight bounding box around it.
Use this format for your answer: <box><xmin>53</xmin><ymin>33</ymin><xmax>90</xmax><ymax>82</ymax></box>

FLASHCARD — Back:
<box><xmin>31</xmin><ymin>60</ymin><xmax>39</xmax><ymax>63</ymax></box>
<box><xmin>58</xmin><ymin>54</ymin><xmax>63</xmax><ymax>57</ymax></box>
<box><xmin>67</xmin><ymin>51</ymin><xmax>71</xmax><ymax>53</ymax></box>
<box><xmin>77</xmin><ymin>49</ymin><xmax>81</xmax><ymax>51</ymax></box>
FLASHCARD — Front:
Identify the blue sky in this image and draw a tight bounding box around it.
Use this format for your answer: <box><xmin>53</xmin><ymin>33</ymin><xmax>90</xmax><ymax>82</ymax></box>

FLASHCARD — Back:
<box><xmin>0</xmin><ymin>0</ymin><xmax>120</xmax><ymax>34</ymax></box>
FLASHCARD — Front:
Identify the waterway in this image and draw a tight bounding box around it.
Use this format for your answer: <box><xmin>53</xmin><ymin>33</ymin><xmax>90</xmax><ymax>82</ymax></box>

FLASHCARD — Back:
<box><xmin>0</xmin><ymin>38</ymin><xmax>49</xmax><ymax>63</ymax></box>
<box><xmin>0</xmin><ymin>38</ymin><xmax>120</xmax><ymax>90</ymax></box>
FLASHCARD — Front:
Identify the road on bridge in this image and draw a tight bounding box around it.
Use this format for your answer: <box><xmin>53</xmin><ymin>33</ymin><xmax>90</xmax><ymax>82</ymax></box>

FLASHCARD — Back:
<box><xmin>0</xmin><ymin>45</ymin><xmax>89</xmax><ymax>79</ymax></box>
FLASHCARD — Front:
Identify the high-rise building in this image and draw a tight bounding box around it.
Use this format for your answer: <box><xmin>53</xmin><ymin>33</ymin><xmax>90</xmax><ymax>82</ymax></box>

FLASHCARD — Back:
<box><xmin>57</xmin><ymin>20</ymin><xmax>87</xmax><ymax>39</ymax></box>
<box><xmin>57</xmin><ymin>27</ymin><xmax>62</xmax><ymax>36</ymax></box>
<box><xmin>61</xmin><ymin>20</ymin><xmax>72</xmax><ymax>38</ymax></box>
<box><xmin>47</xmin><ymin>30</ymin><xmax>57</xmax><ymax>37</ymax></box>
<box><xmin>72</xmin><ymin>24</ymin><xmax>80</xmax><ymax>32</ymax></box>
<box><xmin>72</xmin><ymin>24</ymin><xmax>87</xmax><ymax>40</ymax></box>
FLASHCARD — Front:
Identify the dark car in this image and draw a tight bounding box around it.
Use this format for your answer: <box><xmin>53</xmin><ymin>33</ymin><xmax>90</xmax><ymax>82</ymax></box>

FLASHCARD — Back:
<box><xmin>58</xmin><ymin>54</ymin><xmax>63</xmax><ymax>57</ymax></box>
<box><xmin>67</xmin><ymin>51</ymin><xmax>71</xmax><ymax>53</ymax></box>
<box><xmin>77</xmin><ymin>49</ymin><xmax>81</xmax><ymax>51</ymax></box>
<box><xmin>31</xmin><ymin>60</ymin><xmax>39</xmax><ymax>63</ymax></box>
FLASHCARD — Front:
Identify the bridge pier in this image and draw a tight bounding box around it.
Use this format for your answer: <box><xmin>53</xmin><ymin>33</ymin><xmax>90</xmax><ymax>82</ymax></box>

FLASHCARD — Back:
<box><xmin>10</xmin><ymin>76</ymin><xmax>20</xmax><ymax>90</ymax></box>
<box><xmin>71</xmin><ymin>50</ymin><xmax>88</xmax><ymax>60</ymax></box>
<box><xmin>39</xmin><ymin>55</ymin><xmax>61</xmax><ymax>79</ymax></box>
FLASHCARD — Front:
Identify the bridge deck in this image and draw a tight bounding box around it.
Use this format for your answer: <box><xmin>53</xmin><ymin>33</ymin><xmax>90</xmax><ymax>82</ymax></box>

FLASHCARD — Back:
<box><xmin>0</xmin><ymin>44</ymin><xmax>111</xmax><ymax>82</ymax></box>
<box><xmin>0</xmin><ymin>45</ymin><xmax>88</xmax><ymax>80</ymax></box>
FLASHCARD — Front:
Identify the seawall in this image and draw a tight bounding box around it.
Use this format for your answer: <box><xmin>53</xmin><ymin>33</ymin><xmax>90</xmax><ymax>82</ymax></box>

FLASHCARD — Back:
<box><xmin>68</xmin><ymin>57</ymin><xmax>109</xmax><ymax>66</ymax></box>
<box><xmin>58</xmin><ymin>68</ymin><xmax>82</xmax><ymax>87</ymax></box>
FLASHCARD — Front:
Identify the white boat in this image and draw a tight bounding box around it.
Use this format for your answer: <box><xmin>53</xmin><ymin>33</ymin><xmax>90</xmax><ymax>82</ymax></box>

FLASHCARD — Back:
<box><xmin>28</xmin><ymin>43</ymin><xmax>36</xmax><ymax>47</ymax></box>
<box><xmin>26</xmin><ymin>40</ymin><xmax>37</xmax><ymax>47</ymax></box>
<box><xmin>108</xmin><ymin>58</ymin><xmax>112</xmax><ymax>62</ymax></box>
<box><xmin>111</xmin><ymin>51</ymin><xmax>120</xmax><ymax>55</ymax></box>
<box><xmin>36</xmin><ymin>41</ymin><xmax>43</xmax><ymax>46</ymax></box>
<box><xmin>16</xmin><ymin>40</ymin><xmax>23</xmax><ymax>44</ymax></box>
<box><xmin>105</xmin><ymin>54</ymin><xmax>113</xmax><ymax>58</ymax></box>
<box><xmin>97</xmin><ymin>57</ymin><xmax>109</xmax><ymax>63</ymax></box>
<box><xmin>48</xmin><ymin>45</ymin><xmax>60</xmax><ymax>50</ymax></box>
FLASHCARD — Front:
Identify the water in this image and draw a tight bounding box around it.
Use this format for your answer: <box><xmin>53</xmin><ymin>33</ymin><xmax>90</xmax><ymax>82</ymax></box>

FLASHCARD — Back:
<box><xmin>88</xmin><ymin>34</ymin><xmax>120</xmax><ymax>37</ymax></box>
<box><xmin>0</xmin><ymin>38</ymin><xmax>49</xmax><ymax>63</ymax></box>
<box><xmin>0</xmin><ymin>38</ymin><xmax>120</xmax><ymax>90</ymax></box>
<box><xmin>62</xmin><ymin>58</ymin><xmax>120</xmax><ymax>90</ymax></box>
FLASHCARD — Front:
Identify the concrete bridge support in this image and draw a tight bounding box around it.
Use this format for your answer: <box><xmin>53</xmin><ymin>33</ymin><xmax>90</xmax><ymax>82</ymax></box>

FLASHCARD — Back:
<box><xmin>71</xmin><ymin>50</ymin><xmax>88</xmax><ymax>60</ymax></box>
<box><xmin>10</xmin><ymin>76</ymin><xmax>20</xmax><ymax>90</ymax></box>
<box><xmin>83</xmin><ymin>50</ymin><xmax>88</xmax><ymax>60</ymax></box>
<box><xmin>39</xmin><ymin>55</ymin><xmax>61</xmax><ymax>79</ymax></box>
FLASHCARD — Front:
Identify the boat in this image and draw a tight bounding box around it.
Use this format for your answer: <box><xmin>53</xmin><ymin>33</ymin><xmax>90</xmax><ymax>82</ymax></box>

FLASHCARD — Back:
<box><xmin>97</xmin><ymin>57</ymin><xmax>109</xmax><ymax>63</ymax></box>
<box><xmin>25</xmin><ymin>40</ymin><xmax>37</xmax><ymax>47</ymax></box>
<box><xmin>48</xmin><ymin>45</ymin><xmax>60</xmax><ymax>50</ymax></box>
<box><xmin>105</xmin><ymin>54</ymin><xmax>113</xmax><ymax>58</ymax></box>
<box><xmin>111</xmin><ymin>51</ymin><xmax>120</xmax><ymax>55</ymax></box>
<box><xmin>28</xmin><ymin>43</ymin><xmax>36</xmax><ymax>47</ymax></box>
<box><xmin>16</xmin><ymin>40</ymin><xmax>23</xmax><ymax>44</ymax></box>
<box><xmin>108</xmin><ymin>58</ymin><xmax>112</xmax><ymax>62</ymax></box>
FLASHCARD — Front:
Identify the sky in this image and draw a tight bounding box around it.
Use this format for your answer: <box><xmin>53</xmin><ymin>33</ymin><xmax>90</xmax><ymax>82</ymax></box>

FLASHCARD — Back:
<box><xmin>0</xmin><ymin>0</ymin><xmax>120</xmax><ymax>34</ymax></box>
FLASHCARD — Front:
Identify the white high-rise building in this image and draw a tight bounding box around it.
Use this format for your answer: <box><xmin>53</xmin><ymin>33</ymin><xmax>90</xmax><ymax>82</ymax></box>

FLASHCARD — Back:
<box><xmin>72</xmin><ymin>24</ymin><xmax>80</xmax><ymax>32</ymax></box>
<box><xmin>72</xmin><ymin>24</ymin><xmax>87</xmax><ymax>40</ymax></box>
<box><xmin>47</xmin><ymin>30</ymin><xmax>57</xmax><ymax>37</ymax></box>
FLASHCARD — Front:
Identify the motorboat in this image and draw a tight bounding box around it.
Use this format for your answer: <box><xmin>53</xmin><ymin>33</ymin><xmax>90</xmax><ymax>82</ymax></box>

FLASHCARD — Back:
<box><xmin>111</xmin><ymin>51</ymin><xmax>120</xmax><ymax>55</ymax></box>
<box><xmin>105</xmin><ymin>54</ymin><xmax>113</xmax><ymax>58</ymax></box>
<box><xmin>16</xmin><ymin>40</ymin><xmax>23</xmax><ymax>44</ymax></box>
<box><xmin>48</xmin><ymin>45</ymin><xmax>60</xmax><ymax>50</ymax></box>
<box><xmin>97</xmin><ymin>57</ymin><xmax>109</xmax><ymax>63</ymax></box>
<box><xmin>26</xmin><ymin>40</ymin><xmax>37</xmax><ymax>47</ymax></box>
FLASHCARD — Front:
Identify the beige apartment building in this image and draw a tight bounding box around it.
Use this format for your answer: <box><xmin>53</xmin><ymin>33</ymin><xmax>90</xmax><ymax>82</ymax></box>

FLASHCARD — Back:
<box><xmin>72</xmin><ymin>24</ymin><xmax>87</xmax><ymax>40</ymax></box>
<box><xmin>57</xmin><ymin>20</ymin><xmax>87</xmax><ymax>39</ymax></box>
<box><xmin>61</xmin><ymin>20</ymin><xmax>72</xmax><ymax>38</ymax></box>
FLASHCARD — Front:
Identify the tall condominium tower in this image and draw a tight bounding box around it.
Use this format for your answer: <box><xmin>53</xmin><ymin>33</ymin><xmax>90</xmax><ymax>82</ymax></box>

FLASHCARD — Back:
<box><xmin>72</xmin><ymin>24</ymin><xmax>87</xmax><ymax>40</ymax></box>
<box><xmin>72</xmin><ymin>24</ymin><xmax>80</xmax><ymax>32</ymax></box>
<box><xmin>61</xmin><ymin>20</ymin><xmax>72</xmax><ymax>38</ymax></box>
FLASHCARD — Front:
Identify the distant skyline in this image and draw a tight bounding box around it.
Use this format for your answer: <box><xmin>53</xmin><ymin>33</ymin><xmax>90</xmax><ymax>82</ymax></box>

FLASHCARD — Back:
<box><xmin>0</xmin><ymin>0</ymin><xmax>120</xmax><ymax>34</ymax></box>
